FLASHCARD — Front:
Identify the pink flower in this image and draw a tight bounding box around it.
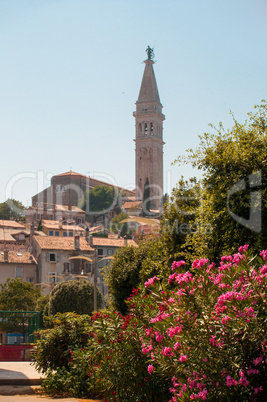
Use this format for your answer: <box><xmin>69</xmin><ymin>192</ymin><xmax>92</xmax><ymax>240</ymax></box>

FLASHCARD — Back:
<box><xmin>238</xmin><ymin>245</ymin><xmax>249</xmax><ymax>253</ymax></box>
<box><xmin>253</xmin><ymin>355</ymin><xmax>263</xmax><ymax>366</ymax></box>
<box><xmin>147</xmin><ymin>364</ymin><xmax>154</xmax><ymax>374</ymax></box>
<box><xmin>226</xmin><ymin>375</ymin><xmax>238</xmax><ymax>386</ymax></box>
<box><xmin>260</xmin><ymin>265</ymin><xmax>267</xmax><ymax>274</ymax></box>
<box><xmin>179</xmin><ymin>354</ymin><xmax>188</xmax><ymax>362</ymax></box>
<box><xmin>171</xmin><ymin>260</ymin><xmax>186</xmax><ymax>270</ymax></box>
<box><xmin>162</xmin><ymin>347</ymin><xmax>173</xmax><ymax>356</ymax></box>
<box><xmin>144</xmin><ymin>276</ymin><xmax>160</xmax><ymax>288</ymax></box>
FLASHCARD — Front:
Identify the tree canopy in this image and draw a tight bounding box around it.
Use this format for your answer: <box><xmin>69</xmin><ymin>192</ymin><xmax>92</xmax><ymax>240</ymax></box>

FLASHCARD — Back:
<box><xmin>0</xmin><ymin>278</ymin><xmax>41</xmax><ymax>311</ymax></box>
<box><xmin>0</xmin><ymin>199</ymin><xmax>25</xmax><ymax>221</ymax></box>
<box><xmin>174</xmin><ymin>100</ymin><xmax>267</xmax><ymax>261</ymax></box>
<box><xmin>47</xmin><ymin>279</ymin><xmax>102</xmax><ymax>316</ymax></box>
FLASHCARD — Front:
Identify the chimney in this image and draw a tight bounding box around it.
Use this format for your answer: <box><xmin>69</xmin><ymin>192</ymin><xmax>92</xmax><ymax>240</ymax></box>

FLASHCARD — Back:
<box><xmin>74</xmin><ymin>235</ymin><xmax>80</xmax><ymax>250</ymax></box>
<box><xmin>124</xmin><ymin>236</ymin><xmax>128</xmax><ymax>247</ymax></box>
<box><xmin>4</xmin><ymin>250</ymin><xmax>8</xmax><ymax>262</ymax></box>
<box><xmin>59</xmin><ymin>218</ymin><xmax>63</xmax><ymax>229</ymax></box>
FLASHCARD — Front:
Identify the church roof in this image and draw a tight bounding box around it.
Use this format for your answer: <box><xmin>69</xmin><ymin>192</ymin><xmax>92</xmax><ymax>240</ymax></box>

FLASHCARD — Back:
<box><xmin>137</xmin><ymin>59</ymin><xmax>161</xmax><ymax>104</ymax></box>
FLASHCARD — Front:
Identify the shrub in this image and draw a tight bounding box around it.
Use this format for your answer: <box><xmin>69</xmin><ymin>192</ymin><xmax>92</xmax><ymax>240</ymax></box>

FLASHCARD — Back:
<box><xmin>47</xmin><ymin>279</ymin><xmax>102</xmax><ymax>315</ymax></box>
<box><xmin>33</xmin><ymin>246</ymin><xmax>267</xmax><ymax>401</ymax></box>
<box><xmin>134</xmin><ymin>246</ymin><xmax>267</xmax><ymax>401</ymax></box>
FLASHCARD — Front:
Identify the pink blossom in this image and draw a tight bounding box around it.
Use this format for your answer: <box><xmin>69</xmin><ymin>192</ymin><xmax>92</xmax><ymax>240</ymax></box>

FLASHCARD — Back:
<box><xmin>226</xmin><ymin>375</ymin><xmax>238</xmax><ymax>386</ymax></box>
<box><xmin>147</xmin><ymin>364</ymin><xmax>154</xmax><ymax>374</ymax></box>
<box><xmin>253</xmin><ymin>355</ymin><xmax>263</xmax><ymax>366</ymax></box>
<box><xmin>260</xmin><ymin>250</ymin><xmax>267</xmax><ymax>260</ymax></box>
<box><xmin>171</xmin><ymin>260</ymin><xmax>186</xmax><ymax>270</ymax></box>
<box><xmin>162</xmin><ymin>347</ymin><xmax>173</xmax><ymax>356</ymax></box>
<box><xmin>192</xmin><ymin>258</ymin><xmax>209</xmax><ymax>269</ymax></box>
<box><xmin>179</xmin><ymin>354</ymin><xmax>188</xmax><ymax>362</ymax></box>
<box><xmin>260</xmin><ymin>265</ymin><xmax>267</xmax><ymax>274</ymax></box>
<box><xmin>145</xmin><ymin>276</ymin><xmax>160</xmax><ymax>288</ymax></box>
<box><xmin>238</xmin><ymin>245</ymin><xmax>249</xmax><ymax>253</ymax></box>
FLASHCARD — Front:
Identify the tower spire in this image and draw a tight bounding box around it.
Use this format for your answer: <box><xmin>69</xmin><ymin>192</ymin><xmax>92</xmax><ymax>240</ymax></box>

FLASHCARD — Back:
<box><xmin>133</xmin><ymin>47</ymin><xmax>165</xmax><ymax>211</ymax></box>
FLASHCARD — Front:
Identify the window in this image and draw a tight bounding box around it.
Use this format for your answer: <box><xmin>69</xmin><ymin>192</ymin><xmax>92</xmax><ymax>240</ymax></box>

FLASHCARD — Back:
<box><xmin>55</xmin><ymin>231</ymin><xmax>60</xmax><ymax>237</ymax></box>
<box><xmin>63</xmin><ymin>262</ymin><xmax>74</xmax><ymax>273</ymax></box>
<box><xmin>107</xmin><ymin>249</ymin><xmax>113</xmax><ymax>256</ymax></box>
<box><xmin>27</xmin><ymin>278</ymin><xmax>33</xmax><ymax>283</ymax></box>
<box><xmin>15</xmin><ymin>267</ymin><xmax>23</xmax><ymax>278</ymax></box>
<box><xmin>49</xmin><ymin>253</ymin><xmax>56</xmax><ymax>262</ymax></box>
<box><xmin>48</xmin><ymin>231</ymin><xmax>54</xmax><ymax>236</ymax></box>
<box><xmin>63</xmin><ymin>231</ymin><xmax>68</xmax><ymax>237</ymax></box>
<box><xmin>77</xmin><ymin>218</ymin><xmax>82</xmax><ymax>224</ymax></box>
<box><xmin>69</xmin><ymin>232</ymin><xmax>73</xmax><ymax>237</ymax></box>
<box><xmin>97</xmin><ymin>248</ymin><xmax>103</xmax><ymax>256</ymax></box>
<box><xmin>85</xmin><ymin>263</ymin><xmax>92</xmax><ymax>273</ymax></box>
<box><xmin>56</xmin><ymin>184</ymin><xmax>66</xmax><ymax>192</ymax></box>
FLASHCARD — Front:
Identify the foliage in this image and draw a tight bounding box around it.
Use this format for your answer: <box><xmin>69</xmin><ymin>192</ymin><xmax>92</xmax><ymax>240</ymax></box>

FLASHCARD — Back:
<box><xmin>35</xmin><ymin>294</ymin><xmax>50</xmax><ymax>327</ymax></box>
<box><xmin>79</xmin><ymin>185</ymin><xmax>117</xmax><ymax>217</ymax></box>
<box><xmin>0</xmin><ymin>198</ymin><xmax>25</xmax><ymax>221</ymax></box>
<box><xmin>0</xmin><ymin>278</ymin><xmax>41</xmax><ymax>334</ymax></box>
<box><xmin>134</xmin><ymin>246</ymin><xmax>267</xmax><ymax>401</ymax></box>
<box><xmin>47</xmin><ymin>279</ymin><xmax>102</xmax><ymax>316</ymax></box>
<box><xmin>160</xmin><ymin>176</ymin><xmax>202</xmax><ymax>264</ymax></box>
<box><xmin>0</xmin><ymin>278</ymin><xmax>41</xmax><ymax>311</ymax></box>
<box><xmin>174</xmin><ymin>100</ymin><xmax>267</xmax><ymax>261</ymax></box>
<box><xmin>142</xmin><ymin>177</ymin><xmax>151</xmax><ymax>215</ymax></box>
<box><xmin>33</xmin><ymin>246</ymin><xmax>267</xmax><ymax>401</ymax></box>
<box><xmin>33</xmin><ymin>312</ymin><xmax>92</xmax><ymax>374</ymax></box>
<box><xmin>110</xmin><ymin>211</ymin><xmax>130</xmax><ymax>237</ymax></box>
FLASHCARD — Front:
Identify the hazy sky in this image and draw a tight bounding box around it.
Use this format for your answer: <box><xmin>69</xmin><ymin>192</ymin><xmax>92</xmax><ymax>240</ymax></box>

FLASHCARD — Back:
<box><xmin>1</xmin><ymin>0</ymin><xmax>267</xmax><ymax>206</ymax></box>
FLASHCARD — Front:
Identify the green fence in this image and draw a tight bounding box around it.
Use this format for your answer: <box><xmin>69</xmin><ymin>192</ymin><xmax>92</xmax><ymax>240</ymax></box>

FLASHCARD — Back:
<box><xmin>0</xmin><ymin>310</ymin><xmax>41</xmax><ymax>344</ymax></box>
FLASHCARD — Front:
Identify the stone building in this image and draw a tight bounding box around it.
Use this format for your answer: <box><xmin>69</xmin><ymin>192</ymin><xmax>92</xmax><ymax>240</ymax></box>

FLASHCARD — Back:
<box><xmin>134</xmin><ymin>47</ymin><xmax>165</xmax><ymax>211</ymax></box>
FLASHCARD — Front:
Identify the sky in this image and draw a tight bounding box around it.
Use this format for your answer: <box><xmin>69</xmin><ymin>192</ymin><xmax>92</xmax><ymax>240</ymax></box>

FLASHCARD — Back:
<box><xmin>1</xmin><ymin>0</ymin><xmax>267</xmax><ymax>206</ymax></box>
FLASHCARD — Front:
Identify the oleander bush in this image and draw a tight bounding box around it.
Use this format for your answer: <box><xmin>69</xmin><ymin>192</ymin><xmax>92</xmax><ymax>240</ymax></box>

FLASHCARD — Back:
<box><xmin>33</xmin><ymin>246</ymin><xmax>267</xmax><ymax>401</ymax></box>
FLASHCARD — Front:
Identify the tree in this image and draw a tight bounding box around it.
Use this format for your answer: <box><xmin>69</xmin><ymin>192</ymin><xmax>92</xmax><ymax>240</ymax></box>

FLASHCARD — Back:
<box><xmin>79</xmin><ymin>186</ymin><xmax>118</xmax><ymax>223</ymax></box>
<box><xmin>0</xmin><ymin>199</ymin><xmax>25</xmax><ymax>221</ymax></box>
<box><xmin>106</xmin><ymin>239</ymin><xmax>171</xmax><ymax>314</ymax></box>
<box><xmin>174</xmin><ymin>100</ymin><xmax>267</xmax><ymax>261</ymax></box>
<box><xmin>110</xmin><ymin>212</ymin><xmax>132</xmax><ymax>238</ymax></box>
<box><xmin>142</xmin><ymin>177</ymin><xmax>151</xmax><ymax>216</ymax></box>
<box><xmin>0</xmin><ymin>278</ymin><xmax>41</xmax><ymax>335</ymax></box>
<box><xmin>47</xmin><ymin>279</ymin><xmax>102</xmax><ymax>316</ymax></box>
<box><xmin>0</xmin><ymin>278</ymin><xmax>41</xmax><ymax>311</ymax></box>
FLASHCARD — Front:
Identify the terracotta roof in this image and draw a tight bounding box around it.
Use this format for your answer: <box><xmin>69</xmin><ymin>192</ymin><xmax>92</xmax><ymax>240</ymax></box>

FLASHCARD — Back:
<box><xmin>42</xmin><ymin>221</ymin><xmax>84</xmax><ymax>232</ymax></box>
<box><xmin>0</xmin><ymin>220</ymin><xmax>25</xmax><ymax>229</ymax></box>
<box><xmin>33</xmin><ymin>236</ymin><xmax>93</xmax><ymax>251</ymax></box>
<box><xmin>122</xmin><ymin>201</ymin><xmax>142</xmax><ymax>209</ymax></box>
<box><xmin>55</xmin><ymin>205</ymin><xmax>85</xmax><ymax>213</ymax></box>
<box><xmin>53</xmin><ymin>171</ymin><xmax>88</xmax><ymax>179</ymax></box>
<box><xmin>93</xmin><ymin>237</ymin><xmax>138</xmax><ymax>248</ymax></box>
<box><xmin>0</xmin><ymin>251</ymin><xmax>37</xmax><ymax>264</ymax></box>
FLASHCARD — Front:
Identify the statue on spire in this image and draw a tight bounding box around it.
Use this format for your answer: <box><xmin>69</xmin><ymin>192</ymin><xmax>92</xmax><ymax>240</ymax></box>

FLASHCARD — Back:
<box><xmin>146</xmin><ymin>45</ymin><xmax>155</xmax><ymax>60</ymax></box>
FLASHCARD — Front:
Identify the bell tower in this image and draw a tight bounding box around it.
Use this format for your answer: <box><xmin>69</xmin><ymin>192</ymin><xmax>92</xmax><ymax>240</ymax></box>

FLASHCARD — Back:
<box><xmin>133</xmin><ymin>46</ymin><xmax>165</xmax><ymax>211</ymax></box>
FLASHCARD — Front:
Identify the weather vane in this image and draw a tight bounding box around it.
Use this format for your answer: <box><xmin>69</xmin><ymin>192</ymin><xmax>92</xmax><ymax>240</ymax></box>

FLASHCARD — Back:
<box><xmin>146</xmin><ymin>45</ymin><xmax>155</xmax><ymax>60</ymax></box>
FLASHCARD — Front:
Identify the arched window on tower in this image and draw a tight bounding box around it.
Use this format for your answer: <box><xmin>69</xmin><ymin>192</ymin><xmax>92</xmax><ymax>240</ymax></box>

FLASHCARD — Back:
<box><xmin>150</xmin><ymin>122</ymin><xmax>153</xmax><ymax>135</ymax></box>
<box><xmin>145</xmin><ymin>123</ymin><xmax>148</xmax><ymax>134</ymax></box>
<box><xmin>138</xmin><ymin>123</ymin><xmax>142</xmax><ymax>135</ymax></box>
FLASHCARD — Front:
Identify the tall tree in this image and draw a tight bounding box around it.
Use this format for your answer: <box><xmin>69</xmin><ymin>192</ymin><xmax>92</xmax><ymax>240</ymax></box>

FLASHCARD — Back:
<box><xmin>175</xmin><ymin>100</ymin><xmax>267</xmax><ymax>261</ymax></box>
<box><xmin>142</xmin><ymin>177</ymin><xmax>151</xmax><ymax>216</ymax></box>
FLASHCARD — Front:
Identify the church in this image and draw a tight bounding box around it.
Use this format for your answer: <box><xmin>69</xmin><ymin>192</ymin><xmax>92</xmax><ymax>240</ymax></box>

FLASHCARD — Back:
<box><xmin>29</xmin><ymin>47</ymin><xmax>165</xmax><ymax>216</ymax></box>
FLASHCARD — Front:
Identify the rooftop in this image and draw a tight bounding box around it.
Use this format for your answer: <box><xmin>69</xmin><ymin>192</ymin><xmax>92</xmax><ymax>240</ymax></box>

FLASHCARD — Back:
<box><xmin>0</xmin><ymin>251</ymin><xmax>37</xmax><ymax>264</ymax></box>
<box><xmin>33</xmin><ymin>236</ymin><xmax>93</xmax><ymax>251</ymax></box>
